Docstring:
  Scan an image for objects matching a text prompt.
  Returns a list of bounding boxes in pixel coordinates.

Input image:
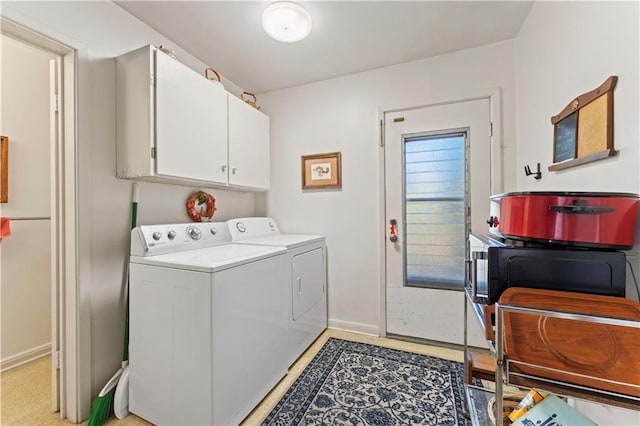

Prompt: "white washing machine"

[226,217,327,366]
[128,222,289,426]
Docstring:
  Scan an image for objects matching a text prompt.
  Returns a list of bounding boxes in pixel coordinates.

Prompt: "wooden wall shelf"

[548,148,617,171]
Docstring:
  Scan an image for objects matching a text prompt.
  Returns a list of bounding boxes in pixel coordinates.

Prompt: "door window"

[404,132,468,289]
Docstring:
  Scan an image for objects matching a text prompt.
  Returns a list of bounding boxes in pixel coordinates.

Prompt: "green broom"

[87,183,139,426]
[86,370,120,426]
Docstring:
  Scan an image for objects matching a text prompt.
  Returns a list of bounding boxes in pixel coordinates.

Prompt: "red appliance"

[487,191,639,250]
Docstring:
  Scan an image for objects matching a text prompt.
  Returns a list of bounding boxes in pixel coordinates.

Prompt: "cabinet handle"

[297,277,302,295]
[221,164,227,172]
[232,167,237,175]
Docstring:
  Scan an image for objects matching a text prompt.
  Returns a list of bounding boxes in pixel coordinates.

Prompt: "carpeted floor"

[2,329,464,425]
[262,338,472,425]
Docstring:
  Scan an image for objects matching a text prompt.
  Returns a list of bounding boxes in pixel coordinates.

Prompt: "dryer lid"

[237,234,325,249]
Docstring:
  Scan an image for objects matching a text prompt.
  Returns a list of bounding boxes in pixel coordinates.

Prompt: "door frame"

[1,17,85,422]
[377,88,503,336]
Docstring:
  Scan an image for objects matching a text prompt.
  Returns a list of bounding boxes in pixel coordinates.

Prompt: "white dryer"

[226,217,327,366]
[128,222,288,426]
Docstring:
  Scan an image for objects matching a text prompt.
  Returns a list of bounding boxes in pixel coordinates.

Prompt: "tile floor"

[1,329,462,425]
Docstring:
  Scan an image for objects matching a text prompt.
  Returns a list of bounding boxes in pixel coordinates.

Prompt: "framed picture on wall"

[301,152,342,189]
[549,76,617,171]
[1,136,7,203]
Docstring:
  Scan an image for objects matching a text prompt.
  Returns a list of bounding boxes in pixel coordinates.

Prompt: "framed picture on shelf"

[301,152,342,189]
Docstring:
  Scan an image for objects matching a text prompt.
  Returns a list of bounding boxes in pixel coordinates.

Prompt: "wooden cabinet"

[116,45,270,191]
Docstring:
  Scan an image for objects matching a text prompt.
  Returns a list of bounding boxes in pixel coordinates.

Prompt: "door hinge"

[51,94,59,112]
[379,119,384,147]
[53,350,61,369]
[151,147,156,159]
[150,73,156,87]
[490,122,493,137]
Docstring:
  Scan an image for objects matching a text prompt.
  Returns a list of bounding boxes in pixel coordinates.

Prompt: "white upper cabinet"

[227,94,270,190]
[116,45,270,191]
[154,50,228,184]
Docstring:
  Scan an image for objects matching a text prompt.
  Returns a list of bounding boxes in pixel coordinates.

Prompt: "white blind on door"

[404,133,467,288]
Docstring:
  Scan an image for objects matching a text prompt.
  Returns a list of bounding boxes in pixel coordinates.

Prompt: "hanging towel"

[0,217,11,240]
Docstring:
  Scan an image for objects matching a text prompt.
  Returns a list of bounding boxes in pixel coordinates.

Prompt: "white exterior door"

[384,99,490,346]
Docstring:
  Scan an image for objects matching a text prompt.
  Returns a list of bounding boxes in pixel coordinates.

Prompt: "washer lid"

[235,234,325,249]
[130,243,286,273]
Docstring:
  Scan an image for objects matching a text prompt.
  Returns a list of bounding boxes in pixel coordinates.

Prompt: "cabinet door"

[227,94,270,190]
[155,50,228,184]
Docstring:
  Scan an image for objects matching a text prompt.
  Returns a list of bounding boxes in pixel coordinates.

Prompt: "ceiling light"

[262,2,312,43]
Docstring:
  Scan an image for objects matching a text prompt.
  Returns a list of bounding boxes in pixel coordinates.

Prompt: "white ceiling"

[116,1,534,94]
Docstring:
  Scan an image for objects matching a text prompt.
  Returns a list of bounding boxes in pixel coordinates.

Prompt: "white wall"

[0,34,55,369]
[0,35,53,217]
[258,40,517,334]
[516,1,639,193]
[515,2,639,424]
[2,1,257,417]
[0,36,52,369]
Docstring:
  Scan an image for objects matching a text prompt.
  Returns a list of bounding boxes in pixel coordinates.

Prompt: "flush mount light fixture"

[262,1,312,42]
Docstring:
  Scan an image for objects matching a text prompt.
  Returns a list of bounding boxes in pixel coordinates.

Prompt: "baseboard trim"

[328,319,380,336]
[1,343,51,372]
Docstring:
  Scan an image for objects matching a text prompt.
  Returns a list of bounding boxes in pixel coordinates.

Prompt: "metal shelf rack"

[464,290,640,425]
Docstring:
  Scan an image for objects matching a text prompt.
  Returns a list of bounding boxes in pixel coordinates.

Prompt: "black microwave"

[466,234,626,305]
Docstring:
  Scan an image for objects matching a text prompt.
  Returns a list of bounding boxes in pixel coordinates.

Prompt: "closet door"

[154,50,228,184]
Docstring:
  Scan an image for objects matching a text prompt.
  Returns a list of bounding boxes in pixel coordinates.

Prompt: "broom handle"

[123,183,139,362]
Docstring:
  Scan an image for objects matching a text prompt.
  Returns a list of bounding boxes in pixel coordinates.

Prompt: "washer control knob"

[210,227,217,235]
[236,222,246,233]
[268,221,275,229]
[187,226,202,240]
[167,230,177,240]
[152,232,162,241]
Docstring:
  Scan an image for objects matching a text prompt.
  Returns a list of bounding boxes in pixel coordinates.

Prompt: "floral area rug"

[263,338,476,425]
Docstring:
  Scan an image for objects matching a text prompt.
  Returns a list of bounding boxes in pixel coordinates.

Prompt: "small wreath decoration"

[186,191,217,222]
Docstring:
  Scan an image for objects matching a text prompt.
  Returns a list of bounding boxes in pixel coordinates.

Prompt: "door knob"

[389,219,398,242]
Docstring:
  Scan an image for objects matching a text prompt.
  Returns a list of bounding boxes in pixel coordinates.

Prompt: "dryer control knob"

[167,230,177,240]
[236,222,246,233]
[187,226,202,240]
[152,232,162,241]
